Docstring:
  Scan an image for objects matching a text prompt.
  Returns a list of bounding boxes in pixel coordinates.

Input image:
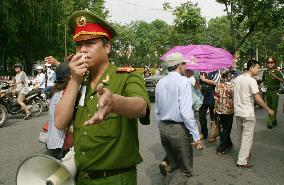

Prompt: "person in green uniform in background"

[262,57,284,129]
[54,10,150,185]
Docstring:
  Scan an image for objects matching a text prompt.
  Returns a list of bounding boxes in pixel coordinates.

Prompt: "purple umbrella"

[160,45,233,72]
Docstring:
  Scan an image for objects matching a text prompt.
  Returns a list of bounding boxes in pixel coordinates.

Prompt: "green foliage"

[173,2,206,33]
[0,0,108,75]
[216,0,284,54]
[206,16,233,51]
[1,0,284,76]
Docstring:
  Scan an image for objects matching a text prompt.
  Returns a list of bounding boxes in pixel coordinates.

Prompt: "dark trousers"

[159,122,193,185]
[266,90,279,126]
[198,103,215,138]
[217,114,234,151]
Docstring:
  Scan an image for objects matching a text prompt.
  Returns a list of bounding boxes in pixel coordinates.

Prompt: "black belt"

[82,166,136,179]
[161,120,183,124]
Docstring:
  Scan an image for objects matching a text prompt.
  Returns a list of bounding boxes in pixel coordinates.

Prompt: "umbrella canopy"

[160,45,233,72]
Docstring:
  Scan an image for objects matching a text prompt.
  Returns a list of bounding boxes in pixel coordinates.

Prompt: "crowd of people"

[3,9,283,185]
[155,54,283,184]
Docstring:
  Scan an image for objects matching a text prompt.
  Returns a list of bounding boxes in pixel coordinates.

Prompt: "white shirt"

[33,73,46,88]
[47,91,65,149]
[233,74,259,117]
[15,71,29,94]
[46,68,56,87]
[155,71,200,141]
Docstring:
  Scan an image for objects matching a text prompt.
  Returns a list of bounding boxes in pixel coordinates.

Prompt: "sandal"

[24,112,32,120]
[159,163,167,176]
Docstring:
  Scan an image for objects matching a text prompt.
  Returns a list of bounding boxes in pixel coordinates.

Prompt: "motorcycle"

[0,81,44,126]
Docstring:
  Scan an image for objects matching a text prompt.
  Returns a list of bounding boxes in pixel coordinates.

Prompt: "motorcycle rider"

[10,63,32,120]
[33,65,46,90]
[44,63,56,97]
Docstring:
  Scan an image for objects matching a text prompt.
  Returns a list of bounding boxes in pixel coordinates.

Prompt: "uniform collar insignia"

[116,67,135,73]
[102,75,110,84]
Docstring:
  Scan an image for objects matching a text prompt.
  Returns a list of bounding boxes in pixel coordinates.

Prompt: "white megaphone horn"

[16,148,76,185]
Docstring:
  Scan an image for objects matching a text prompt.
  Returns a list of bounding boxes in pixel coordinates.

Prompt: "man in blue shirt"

[155,52,203,185]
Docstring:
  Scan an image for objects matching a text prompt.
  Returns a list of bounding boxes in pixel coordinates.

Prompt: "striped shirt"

[47,91,65,149]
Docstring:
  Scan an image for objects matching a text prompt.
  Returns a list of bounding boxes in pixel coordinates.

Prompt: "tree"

[216,0,284,54]
[206,16,232,51]
[163,2,206,45]
[0,0,109,75]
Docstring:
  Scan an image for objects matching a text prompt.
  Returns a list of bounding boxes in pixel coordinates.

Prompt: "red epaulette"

[116,67,136,73]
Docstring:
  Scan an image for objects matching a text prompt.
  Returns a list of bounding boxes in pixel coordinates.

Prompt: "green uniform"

[262,69,283,127]
[73,63,150,185]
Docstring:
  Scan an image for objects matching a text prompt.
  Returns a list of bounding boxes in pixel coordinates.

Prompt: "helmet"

[55,61,71,82]
[36,66,44,70]
[45,63,51,67]
[14,63,23,70]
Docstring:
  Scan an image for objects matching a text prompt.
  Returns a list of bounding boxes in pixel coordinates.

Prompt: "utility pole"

[256,43,259,61]
[64,24,67,58]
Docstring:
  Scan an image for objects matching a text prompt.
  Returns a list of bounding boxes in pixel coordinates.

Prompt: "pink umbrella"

[160,45,233,72]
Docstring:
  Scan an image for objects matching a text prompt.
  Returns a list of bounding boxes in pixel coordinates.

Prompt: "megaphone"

[261,85,267,93]
[16,149,76,185]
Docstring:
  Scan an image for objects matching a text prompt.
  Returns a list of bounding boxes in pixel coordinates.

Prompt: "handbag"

[209,117,220,139]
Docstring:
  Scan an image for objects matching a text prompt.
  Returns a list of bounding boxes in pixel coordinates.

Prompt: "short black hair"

[247,60,260,70]
[167,64,179,72]
[101,37,109,47]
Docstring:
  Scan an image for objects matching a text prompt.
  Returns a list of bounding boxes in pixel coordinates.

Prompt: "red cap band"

[73,23,112,41]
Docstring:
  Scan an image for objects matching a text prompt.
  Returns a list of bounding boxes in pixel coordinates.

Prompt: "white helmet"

[36,66,44,70]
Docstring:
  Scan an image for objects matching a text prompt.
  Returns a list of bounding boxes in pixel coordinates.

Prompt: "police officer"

[54,10,150,185]
[262,57,284,129]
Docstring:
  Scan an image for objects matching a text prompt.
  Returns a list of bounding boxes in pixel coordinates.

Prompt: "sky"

[105,0,226,24]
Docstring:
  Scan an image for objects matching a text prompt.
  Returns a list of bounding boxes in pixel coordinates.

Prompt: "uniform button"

[82,152,85,155]
[90,96,93,99]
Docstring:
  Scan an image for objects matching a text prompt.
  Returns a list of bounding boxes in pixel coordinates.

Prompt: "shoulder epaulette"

[116,67,136,73]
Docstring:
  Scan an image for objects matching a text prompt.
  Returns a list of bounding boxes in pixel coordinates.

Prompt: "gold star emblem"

[76,16,87,27]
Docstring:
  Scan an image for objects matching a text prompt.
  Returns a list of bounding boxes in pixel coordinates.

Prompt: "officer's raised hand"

[84,83,113,125]
[69,54,89,83]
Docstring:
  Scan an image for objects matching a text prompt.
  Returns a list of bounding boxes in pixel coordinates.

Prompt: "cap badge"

[76,16,87,27]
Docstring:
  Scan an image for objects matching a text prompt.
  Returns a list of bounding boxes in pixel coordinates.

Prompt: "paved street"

[0,95,283,185]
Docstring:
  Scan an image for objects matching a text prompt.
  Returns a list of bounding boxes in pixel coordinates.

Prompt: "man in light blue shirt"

[155,52,203,184]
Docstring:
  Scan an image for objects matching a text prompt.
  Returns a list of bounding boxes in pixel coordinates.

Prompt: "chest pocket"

[88,113,121,139]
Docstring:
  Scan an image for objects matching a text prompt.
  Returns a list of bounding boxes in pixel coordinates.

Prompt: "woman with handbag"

[46,61,71,159]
